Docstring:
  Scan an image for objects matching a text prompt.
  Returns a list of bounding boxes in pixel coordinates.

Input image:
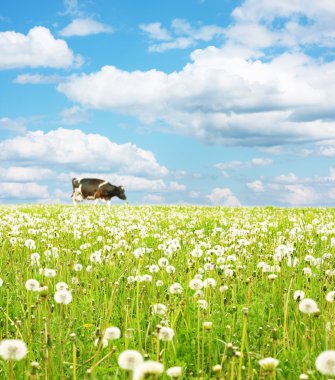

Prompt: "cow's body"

[71,178,126,205]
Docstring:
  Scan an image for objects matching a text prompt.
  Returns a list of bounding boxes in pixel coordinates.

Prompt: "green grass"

[0,205,334,379]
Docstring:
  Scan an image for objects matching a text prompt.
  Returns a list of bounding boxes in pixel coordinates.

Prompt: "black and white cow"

[71,178,127,205]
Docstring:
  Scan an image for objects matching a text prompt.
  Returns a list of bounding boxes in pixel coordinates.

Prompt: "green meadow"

[0,205,334,379]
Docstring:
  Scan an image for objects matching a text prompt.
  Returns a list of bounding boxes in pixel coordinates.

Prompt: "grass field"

[0,205,334,379]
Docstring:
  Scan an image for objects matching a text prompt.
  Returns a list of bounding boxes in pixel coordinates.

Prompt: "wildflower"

[152,303,167,316]
[299,298,319,314]
[220,285,229,293]
[299,374,309,380]
[166,366,182,378]
[86,265,93,272]
[203,278,217,288]
[25,279,40,291]
[44,268,56,278]
[0,339,27,361]
[268,274,278,280]
[203,321,213,331]
[127,276,135,284]
[0,278,2,287]
[315,350,335,376]
[166,265,175,274]
[30,253,40,266]
[118,350,143,370]
[54,290,72,305]
[326,291,335,303]
[25,239,36,250]
[158,257,169,267]
[74,263,83,272]
[197,299,208,309]
[133,360,164,380]
[104,327,121,340]
[189,278,203,290]
[158,327,174,341]
[259,357,279,371]
[56,282,69,291]
[293,290,305,301]
[142,274,153,282]
[149,265,160,273]
[156,280,164,287]
[169,283,183,294]
[190,247,203,258]
[94,338,108,348]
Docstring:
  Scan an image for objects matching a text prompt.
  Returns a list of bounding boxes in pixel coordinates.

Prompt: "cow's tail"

[71,177,81,198]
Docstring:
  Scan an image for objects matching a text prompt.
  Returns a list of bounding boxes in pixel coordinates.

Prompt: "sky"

[1,0,335,206]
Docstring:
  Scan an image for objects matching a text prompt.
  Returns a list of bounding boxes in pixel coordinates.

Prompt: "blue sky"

[1,0,335,206]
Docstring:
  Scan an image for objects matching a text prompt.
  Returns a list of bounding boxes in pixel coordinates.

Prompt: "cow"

[71,178,127,206]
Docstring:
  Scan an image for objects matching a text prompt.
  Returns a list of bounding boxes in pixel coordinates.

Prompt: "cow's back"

[80,178,105,197]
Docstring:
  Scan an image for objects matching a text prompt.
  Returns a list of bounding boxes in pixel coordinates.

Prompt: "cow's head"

[116,185,127,200]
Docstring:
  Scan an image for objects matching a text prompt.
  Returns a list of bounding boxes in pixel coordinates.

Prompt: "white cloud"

[169,181,186,191]
[250,158,273,167]
[283,185,318,205]
[0,117,26,133]
[275,172,300,183]
[215,158,272,171]
[0,167,53,182]
[59,18,113,37]
[59,106,88,125]
[247,180,264,193]
[14,74,64,84]
[140,18,225,52]
[139,22,171,41]
[57,47,335,146]
[0,182,50,199]
[143,194,165,204]
[0,26,82,69]
[0,128,168,177]
[206,187,241,206]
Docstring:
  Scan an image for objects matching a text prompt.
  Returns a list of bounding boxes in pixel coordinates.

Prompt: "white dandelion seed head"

[326,291,335,303]
[169,282,183,294]
[133,360,164,380]
[152,303,167,316]
[166,366,182,378]
[197,299,208,310]
[203,278,217,288]
[0,339,28,361]
[104,327,121,340]
[166,265,175,274]
[156,280,164,287]
[94,338,108,348]
[54,290,72,305]
[299,298,318,314]
[258,357,279,371]
[44,268,56,278]
[56,282,69,291]
[189,278,203,290]
[74,263,83,272]
[25,239,36,250]
[293,290,305,301]
[158,327,174,341]
[316,350,335,376]
[118,349,143,370]
[158,257,169,267]
[25,279,40,291]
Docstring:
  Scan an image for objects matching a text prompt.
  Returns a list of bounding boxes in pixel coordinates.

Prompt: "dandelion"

[44,268,56,278]
[315,350,335,376]
[149,265,160,273]
[158,257,169,267]
[203,278,217,288]
[166,265,175,274]
[94,338,108,348]
[0,339,27,361]
[326,291,335,303]
[0,278,3,287]
[25,239,36,250]
[166,366,182,378]
[189,278,203,290]
[156,280,164,287]
[118,350,143,371]
[54,290,72,305]
[158,327,174,341]
[293,290,305,301]
[259,357,279,371]
[169,282,183,294]
[74,263,83,272]
[197,299,208,309]
[56,282,69,291]
[25,279,40,291]
[104,327,121,340]
[299,298,319,314]
[133,360,164,380]
[152,303,167,315]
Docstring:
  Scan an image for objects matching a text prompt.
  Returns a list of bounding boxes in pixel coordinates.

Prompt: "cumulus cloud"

[215,158,272,172]
[0,117,26,133]
[14,74,64,84]
[57,46,335,146]
[0,182,50,199]
[59,18,113,37]
[0,128,168,177]
[0,167,53,182]
[247,180,264,193]
[282,185,319,206]
[140,18,225,52]
[0,26,82,69]
[59,106,88,125]
[143,194,165,204]
[206,187,241,206]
